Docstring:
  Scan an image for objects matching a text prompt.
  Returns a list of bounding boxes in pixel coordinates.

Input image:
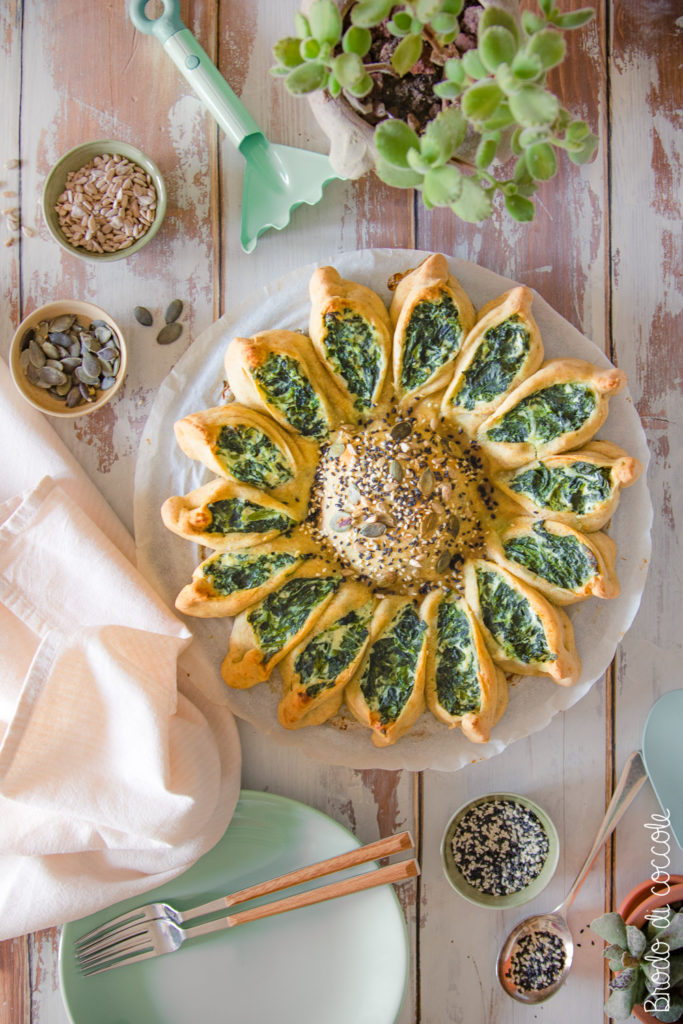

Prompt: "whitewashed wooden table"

[0,2,681,1021]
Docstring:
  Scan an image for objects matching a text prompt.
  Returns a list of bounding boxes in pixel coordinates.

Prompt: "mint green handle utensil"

[128,0,344,253]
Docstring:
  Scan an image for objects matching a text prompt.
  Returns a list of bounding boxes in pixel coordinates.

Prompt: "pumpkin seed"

[45,358,64,370]
[94,324,112,344]
[29,339,46,368]
[82,350,101,378]
[39,365,67,386]
[390,421,412,441]
[41,341,60,359]
[53,379,72,397]
[100,376,116,390]
[436,550,452,573]
[164,298,183,324]
[330,512,352,533]
[49,314,75,332]
[328,441,345,458]
[134,305,153,326]
[347,483,361,505]
[446,515,460,538]
[421,511,439,539]
[389,459,403,482]
[66,386,81,407]
[157,322,183,345]
[419,468,435,497]
[360,522,387,538]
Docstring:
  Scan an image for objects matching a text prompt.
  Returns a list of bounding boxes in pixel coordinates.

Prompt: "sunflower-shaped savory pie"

[162,256,642,748]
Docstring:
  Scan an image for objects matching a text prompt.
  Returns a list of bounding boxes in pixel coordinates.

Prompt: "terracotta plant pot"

[617,876,683,1024]
[302,0,520,180]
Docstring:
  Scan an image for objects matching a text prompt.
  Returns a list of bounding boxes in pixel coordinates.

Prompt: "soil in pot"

[347,0,483,131]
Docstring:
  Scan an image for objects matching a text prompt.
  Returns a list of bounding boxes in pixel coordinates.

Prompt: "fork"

[76,831,417,975]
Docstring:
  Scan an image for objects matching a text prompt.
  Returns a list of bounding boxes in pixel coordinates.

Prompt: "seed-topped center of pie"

[315,415,495,594]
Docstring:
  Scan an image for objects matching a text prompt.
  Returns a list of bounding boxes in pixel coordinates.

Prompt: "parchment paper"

[134,249,652,771]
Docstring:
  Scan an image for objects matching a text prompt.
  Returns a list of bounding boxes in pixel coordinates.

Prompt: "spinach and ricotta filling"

[294,601,374,699]
[360,604,427,725]
[434,600,482,717]
[214,424,293,489]
[485,382,597,446]
[247,576,341,659]
[253,353,328,439]
[476,567,553,664]
[507,461,614,515]
[400,293,463,393]
[322,310,382,410]
[452,316,531,411]
[503,522,598,591]
[201,550,299,596]
[206,498,295,536]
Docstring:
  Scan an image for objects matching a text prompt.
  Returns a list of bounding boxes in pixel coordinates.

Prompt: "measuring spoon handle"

[557,750,648,917]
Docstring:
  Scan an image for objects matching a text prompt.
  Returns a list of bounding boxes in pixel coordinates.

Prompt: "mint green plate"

[642,689,683,849]
[59,790,408,1024]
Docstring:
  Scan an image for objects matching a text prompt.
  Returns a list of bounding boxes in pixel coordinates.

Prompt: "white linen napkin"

[0,357,241,940]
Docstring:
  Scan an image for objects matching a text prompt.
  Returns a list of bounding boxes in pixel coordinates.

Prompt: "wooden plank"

[609,0,683,905]
[0,936,29,1024]
[415,2,613,1020]
[17,0,218,535]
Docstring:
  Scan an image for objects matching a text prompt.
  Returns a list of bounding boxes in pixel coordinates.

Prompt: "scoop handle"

[127,0,261,148]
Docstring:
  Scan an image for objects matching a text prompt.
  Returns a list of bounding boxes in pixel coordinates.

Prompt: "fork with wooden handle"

[76,831,417,975]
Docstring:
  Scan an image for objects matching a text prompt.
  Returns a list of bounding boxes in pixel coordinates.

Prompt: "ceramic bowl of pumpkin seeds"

[9,300,127,417]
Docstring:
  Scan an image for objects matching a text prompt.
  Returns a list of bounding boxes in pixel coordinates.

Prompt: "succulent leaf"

[554,8,595,29]
[308,0,343,44]
[392,33,424,75]
[285,61,328,94]
[505,191,535,221]
[342,25,372,56]
[272,37,305,68]
[374,119,421,167]
[350,0,394,28]
[508,85,560,127]
[528,28,567,69]
[373,153,424,188]
[525,141,557,179]
[422,164,464,205]
[462,49,488,80]
[462,80,506,124]
[591,912,629,950]
[332,51,365,88]
[521,10,545,34]
[479,26,518,71]
[449,176,493,221]
[479,6,520,45]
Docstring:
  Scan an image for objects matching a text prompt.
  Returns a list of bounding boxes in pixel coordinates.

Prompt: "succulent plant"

[271,0,598,223]
[591,907,683,1022]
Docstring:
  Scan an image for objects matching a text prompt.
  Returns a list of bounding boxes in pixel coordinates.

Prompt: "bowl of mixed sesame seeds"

[42,140,166,262]
[441,792,559,909]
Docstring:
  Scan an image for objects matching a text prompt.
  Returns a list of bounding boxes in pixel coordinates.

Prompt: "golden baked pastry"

[161,255,641,749]
[421,589,507,743]
[441,286,544,434]
[221,559,342,689]
[477,358,626,467]
[487,517,619,605]
[161,477,300,552]
[175,529,320,618]
[278,581,375,729]
[493,440,642,532]
[173,402,318,506]
[308,266,393,416]
[390,253,475,406]
[345,597,428,747]
[224,329,351,437]
[464,558,581,686]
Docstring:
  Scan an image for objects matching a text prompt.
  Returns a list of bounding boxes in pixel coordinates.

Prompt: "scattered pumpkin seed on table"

[164,299,183,323]
[157,322,183,345]
[134,305,153,326]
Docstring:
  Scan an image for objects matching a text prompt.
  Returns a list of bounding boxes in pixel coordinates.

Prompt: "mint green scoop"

[128,0,344,253]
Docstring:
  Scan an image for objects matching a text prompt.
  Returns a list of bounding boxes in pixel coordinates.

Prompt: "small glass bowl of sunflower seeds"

[9,300,127,418]
[441,792,560,909]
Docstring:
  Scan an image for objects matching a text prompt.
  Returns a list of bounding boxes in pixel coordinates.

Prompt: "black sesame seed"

[451,799,549,896]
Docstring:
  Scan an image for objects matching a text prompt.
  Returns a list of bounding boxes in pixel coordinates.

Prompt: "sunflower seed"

[389,459,403,482]
[390,421,412,442]
[441,483,452,502]
[164,299,183,323]
[157,322,183,345]
[419,469,435,497]
[360,522,387,538]
[134,305,153,326]
[436,550,452,573]
[328,441,345,458]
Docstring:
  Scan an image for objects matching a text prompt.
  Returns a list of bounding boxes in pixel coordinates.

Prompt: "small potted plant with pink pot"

[270,0,598,225]
[591,875,683,1022]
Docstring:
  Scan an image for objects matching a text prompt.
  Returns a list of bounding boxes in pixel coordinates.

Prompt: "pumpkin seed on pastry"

[345,597,428,747]
[175,529,320,618]
[172,402,318,506]
[308,266,392,417]
[493,440,642,532]
[221,559,342,689]
[421,589,507,744]
[224,329,351,439]
[441,286,544,435]
[464,558,581,686]
[389,253,475,406]
[487,517,619,605]
[161,477,299,552]
[278,582,375,729]
[478,358,626,467]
